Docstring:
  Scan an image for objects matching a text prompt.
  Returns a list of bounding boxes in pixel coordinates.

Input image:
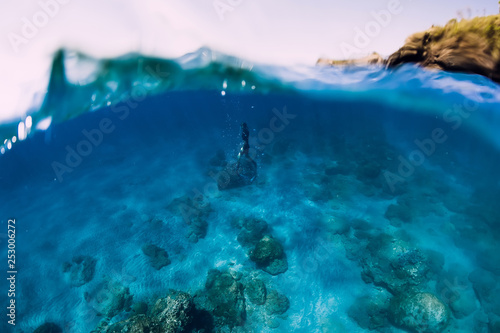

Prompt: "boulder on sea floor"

[389,292,449,333]
[385,203,412,224]
[435,265,477,319]
[101,314,152,333]
[203,269,246,327]
[249,235,288,275]
[265,289,290,315]
[209,149,227,167]
[167,194,212,219]
[324,163,352,177]
[245,278,267,305]
[348,290,391,331]
[356,160,382,180]
[234,217,269,247]
[131,301,148,315]
[489,314,500,332]
[150,291,195,332]
[62,255,97,287]
[476,247,500,276]
[92,290,213,333]
[141,243,171,270]
[468,268,497,303]
[361,234,430,294]
[166,194,211,243]
[323,214,350,236]
[217,159,257,190]
[186,216,208,243]
[33,322,63,333]
[86,280,133,318]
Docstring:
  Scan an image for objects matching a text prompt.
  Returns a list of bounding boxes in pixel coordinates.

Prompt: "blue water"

[1,49,500,332]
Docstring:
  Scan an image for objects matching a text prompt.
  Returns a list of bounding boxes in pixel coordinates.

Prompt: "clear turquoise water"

[1,49,500,332]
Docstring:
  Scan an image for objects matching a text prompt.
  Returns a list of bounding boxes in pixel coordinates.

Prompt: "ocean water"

[1,49,500,332]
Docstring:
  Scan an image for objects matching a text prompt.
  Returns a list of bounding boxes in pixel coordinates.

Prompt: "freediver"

[236,122,257,180]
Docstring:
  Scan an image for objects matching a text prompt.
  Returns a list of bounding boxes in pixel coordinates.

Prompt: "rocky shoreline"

[318,15,500,83]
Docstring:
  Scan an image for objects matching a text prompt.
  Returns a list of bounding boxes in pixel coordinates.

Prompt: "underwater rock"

[151,291,195,332]
[234,217,269,247]
[62,255,97,287]
[265,289,290,315]
[467,187,500,228]
[141,244,171,270]
[389,292,449,333]
[167,194,211,243]
[392,249,429,281]
[489,314,500,333]
[265,317,281,329]
[423,249,445,276]
[92,291,213,333]
[217,159,257,190]
[167,194,212,219]
[204,269,246,327]
[449,214,495,254]
[348,290,391,331]
[356,160,382,180]
[448,288,477,319]
[33,322,63,333]
[209,149,227,167]
[361,234,429,294]
[389,178,449,210]
[131,301,148,315]
[324,214,350,236]
[245,278,267,305]
[476,247,500,276]
[324,163,351,176]
[473,310,489,333]
[435,266,477,319]
[482,288,500,316]
[442,191,468,214]
[385,203,412,224]
[186,216,208,243]
[349,218,373,237]
[88,280,133,318]
[249,235,288,275]
[468,268,497,303]
[102,314,152,333]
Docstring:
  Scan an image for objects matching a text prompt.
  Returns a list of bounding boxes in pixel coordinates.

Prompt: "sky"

[0,0,497,122]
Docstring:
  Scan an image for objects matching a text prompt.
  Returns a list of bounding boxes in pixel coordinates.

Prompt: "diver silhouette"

[236,122,257,181]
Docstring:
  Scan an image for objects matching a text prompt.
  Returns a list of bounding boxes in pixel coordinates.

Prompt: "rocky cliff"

[319,15,500,82]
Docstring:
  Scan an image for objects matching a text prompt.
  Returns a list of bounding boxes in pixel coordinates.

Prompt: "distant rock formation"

[318,15,500,83]
[62,255,96,287]
[317,52,384,66]
[141,243,171,270]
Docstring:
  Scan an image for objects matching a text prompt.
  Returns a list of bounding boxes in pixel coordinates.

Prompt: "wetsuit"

[237,123,257,173]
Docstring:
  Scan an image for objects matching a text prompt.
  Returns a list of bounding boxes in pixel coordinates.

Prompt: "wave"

[1,47,500,154]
